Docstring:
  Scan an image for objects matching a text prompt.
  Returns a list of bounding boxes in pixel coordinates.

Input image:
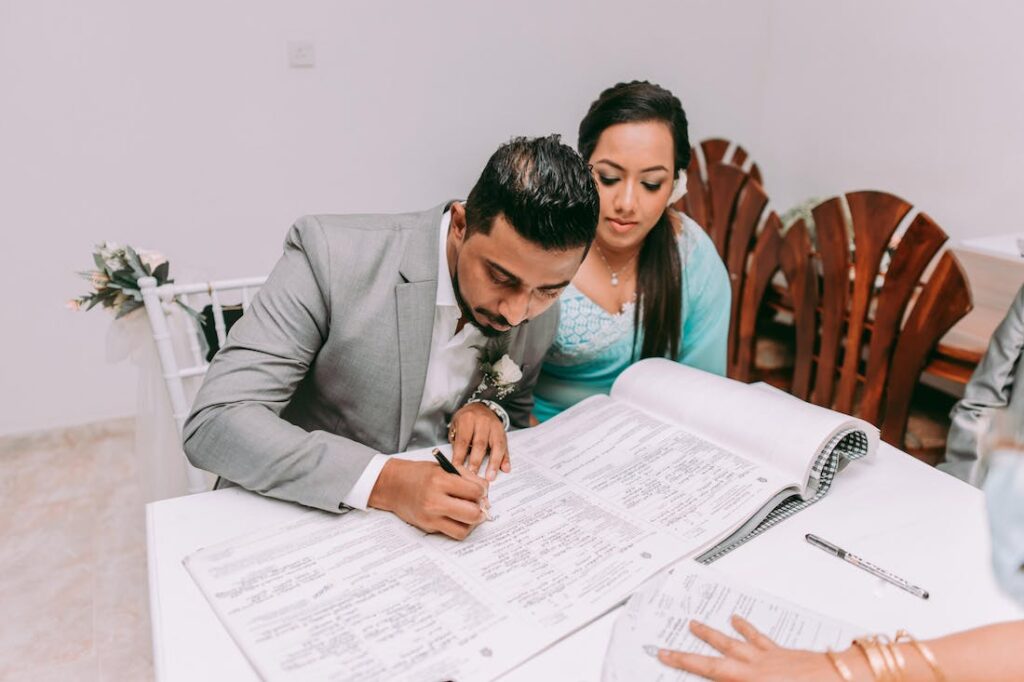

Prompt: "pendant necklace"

[594,244,638,287]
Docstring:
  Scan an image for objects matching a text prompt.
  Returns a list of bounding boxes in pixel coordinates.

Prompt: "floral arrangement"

[68,242,178,318]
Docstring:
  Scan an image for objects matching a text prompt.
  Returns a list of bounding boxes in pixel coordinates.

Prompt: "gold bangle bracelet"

[894,630,946,682]
[874,635,904,681]
[826,650,855,682]
[854,638,890,681]
[884,639,907,676]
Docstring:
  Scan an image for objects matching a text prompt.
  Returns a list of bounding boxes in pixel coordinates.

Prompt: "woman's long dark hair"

[577,81,691,360]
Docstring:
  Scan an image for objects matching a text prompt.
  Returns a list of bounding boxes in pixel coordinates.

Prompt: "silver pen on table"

[805,533,929,600]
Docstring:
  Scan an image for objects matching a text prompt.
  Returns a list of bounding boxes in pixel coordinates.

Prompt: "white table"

[147,444,1024,681]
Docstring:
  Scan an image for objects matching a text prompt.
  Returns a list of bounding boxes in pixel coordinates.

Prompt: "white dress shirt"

[341,208,485,510]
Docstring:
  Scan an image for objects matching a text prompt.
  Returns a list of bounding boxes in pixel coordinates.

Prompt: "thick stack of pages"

[184,359,878,681]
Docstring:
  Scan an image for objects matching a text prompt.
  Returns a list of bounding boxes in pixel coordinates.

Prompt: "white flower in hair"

[667,169,687,207]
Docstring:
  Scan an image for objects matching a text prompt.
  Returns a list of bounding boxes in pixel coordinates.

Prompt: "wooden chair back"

[692,164,776,377]
[700,138,764,186]
[734,191,973,448]
[677,138,764,236]
[733,216,815,389]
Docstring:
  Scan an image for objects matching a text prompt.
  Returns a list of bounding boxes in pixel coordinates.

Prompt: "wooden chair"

[686,162,777,378]
[677,137,764,234]
[733,191,973,449]
[700,138,764,186]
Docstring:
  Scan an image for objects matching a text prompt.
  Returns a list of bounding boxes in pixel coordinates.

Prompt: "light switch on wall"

[287,41,315,68]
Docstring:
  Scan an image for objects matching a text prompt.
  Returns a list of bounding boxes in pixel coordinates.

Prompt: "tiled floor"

[0,418,154,682]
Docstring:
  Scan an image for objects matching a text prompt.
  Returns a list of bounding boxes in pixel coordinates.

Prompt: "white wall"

[2,0,1022,435]
[754,0,1024,232]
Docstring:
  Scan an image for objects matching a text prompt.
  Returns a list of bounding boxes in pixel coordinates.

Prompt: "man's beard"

[451,266,516,339]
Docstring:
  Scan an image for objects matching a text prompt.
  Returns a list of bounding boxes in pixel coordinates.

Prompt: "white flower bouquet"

[68,242,193,319]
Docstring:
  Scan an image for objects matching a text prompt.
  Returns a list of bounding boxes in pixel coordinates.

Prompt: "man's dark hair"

[464,135,599,251]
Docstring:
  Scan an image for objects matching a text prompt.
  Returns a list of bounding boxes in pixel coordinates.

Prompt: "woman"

[533,81,730,421]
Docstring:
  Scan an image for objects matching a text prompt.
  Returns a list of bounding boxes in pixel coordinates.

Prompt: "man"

[939,283,1024,484]
[183,135,599,540]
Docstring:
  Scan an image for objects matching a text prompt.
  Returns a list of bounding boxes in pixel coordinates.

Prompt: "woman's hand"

[448,402,511,481]
[656,616,839,681]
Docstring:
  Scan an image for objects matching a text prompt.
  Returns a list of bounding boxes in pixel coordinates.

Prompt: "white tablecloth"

[147,443,1024,681]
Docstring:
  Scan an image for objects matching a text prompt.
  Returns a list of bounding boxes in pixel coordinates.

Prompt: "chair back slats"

[733,215,784,381]
[879,251,972,443]
[177,292,207,368]
[859,213,948,424]
[727,145,763,186]
[724,177,769,369]
[140,275,267,494]
[731,145,749,167]
[701,138,764,185]
[748,163,763,186]
[834,192,913,413]
[809,198,851,407]
[727,185,973,450]
[707,163,749,259]
[701,138,732,170]
[678,154,708,227]
[778,220,818,400]
[679,138,764,235]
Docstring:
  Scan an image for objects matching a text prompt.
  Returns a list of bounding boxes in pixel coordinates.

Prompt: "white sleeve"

[340,453,390,511]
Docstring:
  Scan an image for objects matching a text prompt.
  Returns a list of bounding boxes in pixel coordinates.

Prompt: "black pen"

[432,448,492,521]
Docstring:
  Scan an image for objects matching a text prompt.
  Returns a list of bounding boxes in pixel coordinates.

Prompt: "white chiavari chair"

[139,275,266,493]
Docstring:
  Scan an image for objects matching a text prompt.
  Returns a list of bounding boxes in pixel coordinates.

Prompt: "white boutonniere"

[471,335,522,400]
[486,353,523,398]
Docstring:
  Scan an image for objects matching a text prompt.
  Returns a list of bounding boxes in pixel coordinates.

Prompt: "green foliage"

[68,242,194,318]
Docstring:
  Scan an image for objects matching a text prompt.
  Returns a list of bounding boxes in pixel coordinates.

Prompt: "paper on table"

[183,510,524,681]
[422,455,680,630]
[612,359,878,489]
[184,454,684,682]
[512,395,795,553]
[602,563,864,682]
[183,379,856,681]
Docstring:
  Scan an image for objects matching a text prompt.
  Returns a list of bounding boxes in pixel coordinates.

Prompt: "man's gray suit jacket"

[939,283,1024,483]
[183,202,559,512]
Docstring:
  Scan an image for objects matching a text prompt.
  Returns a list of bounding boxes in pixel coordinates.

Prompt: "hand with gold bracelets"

[654,615,1024,681]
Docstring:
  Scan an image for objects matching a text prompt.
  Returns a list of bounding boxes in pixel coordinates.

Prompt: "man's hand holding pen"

[367,455,492,541]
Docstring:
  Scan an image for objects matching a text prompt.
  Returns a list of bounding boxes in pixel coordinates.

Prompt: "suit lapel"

[395,281,435,451]
[393,200,454,451]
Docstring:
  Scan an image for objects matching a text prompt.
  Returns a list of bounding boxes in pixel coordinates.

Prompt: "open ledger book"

[184,359,877,681]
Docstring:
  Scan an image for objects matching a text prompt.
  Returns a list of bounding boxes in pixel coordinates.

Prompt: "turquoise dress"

[533,214,731,422]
